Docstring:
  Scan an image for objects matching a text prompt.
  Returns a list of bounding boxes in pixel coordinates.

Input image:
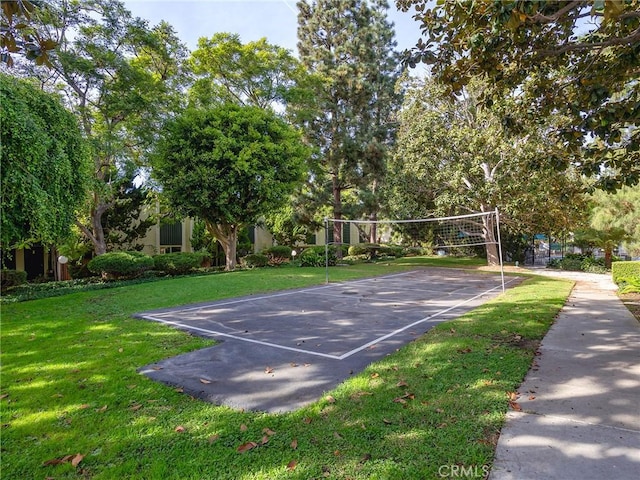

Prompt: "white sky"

[122,0,425,55]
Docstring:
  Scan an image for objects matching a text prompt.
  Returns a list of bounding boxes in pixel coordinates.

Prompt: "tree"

[23,0,189,255]
[189,32,312,113]
[397,0,640,190]
[297,0,403,249]
[579,185,640,267]
[387,77,587,264]
[152,104,308,271]
[0,73,90,248]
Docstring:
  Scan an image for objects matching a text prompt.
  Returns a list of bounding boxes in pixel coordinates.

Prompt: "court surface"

[135,268,520,412]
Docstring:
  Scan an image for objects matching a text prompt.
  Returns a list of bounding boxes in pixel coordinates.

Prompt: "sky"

[122,0,425,56]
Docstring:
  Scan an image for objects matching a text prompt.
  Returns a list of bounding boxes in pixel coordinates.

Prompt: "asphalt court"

[135,268,520,412]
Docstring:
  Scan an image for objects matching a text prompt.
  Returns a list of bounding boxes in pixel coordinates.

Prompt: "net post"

[495,208,505,292]
[324,217,329,284]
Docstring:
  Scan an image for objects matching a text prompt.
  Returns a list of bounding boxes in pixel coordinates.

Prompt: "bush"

[557,258,583,271]
[153,252,207,275]
[262,245,292,266]
[88,251,154,279]
[299,245,338,267]
[612,261,640,285]
[1,269,27,290]
[242,254,269,268]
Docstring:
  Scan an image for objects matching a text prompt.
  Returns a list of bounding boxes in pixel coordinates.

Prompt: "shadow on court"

[135,268,520,412]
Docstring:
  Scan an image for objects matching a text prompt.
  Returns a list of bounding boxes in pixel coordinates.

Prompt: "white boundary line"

[146,271,418,317]
[138,276,519,360]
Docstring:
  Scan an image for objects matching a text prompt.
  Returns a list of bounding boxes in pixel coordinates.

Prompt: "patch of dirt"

[619,292,640,322]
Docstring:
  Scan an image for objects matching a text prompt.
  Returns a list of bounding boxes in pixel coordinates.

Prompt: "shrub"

[87,251,154,279]
[612,261,640,285]
[242,254,269,268]
[1,269,27,290]
[299,245,338,267]
[153,252,207,275]
[262,245,292,266]
[558,258,583,271]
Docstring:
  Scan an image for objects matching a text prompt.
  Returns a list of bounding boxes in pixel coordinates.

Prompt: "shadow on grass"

[0,273,572,479]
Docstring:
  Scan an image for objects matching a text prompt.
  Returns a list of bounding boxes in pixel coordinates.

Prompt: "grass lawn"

[1,259,572,479]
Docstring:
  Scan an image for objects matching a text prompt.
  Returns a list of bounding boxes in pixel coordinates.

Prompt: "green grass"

[0,260,572,479]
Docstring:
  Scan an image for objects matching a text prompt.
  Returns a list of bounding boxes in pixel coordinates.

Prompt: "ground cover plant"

[0,259,572,479]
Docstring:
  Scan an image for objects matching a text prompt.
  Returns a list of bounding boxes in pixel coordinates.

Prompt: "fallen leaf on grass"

[261,435,270,445]
[325,395,336,404]
[360,453,372,463]
[291,438,298,449]
[370,372,380,379]
[393,393,415,403]
[237,441,258,453]
[287,460,298,470]
[507,391,519,401]
[174,387,184,393]
[303,417,312,424]
[208,434,219,444]
[175,426,185,433]
[43,453,84,468]
[129,404,143,411]
[263,428,276,436]
[383,418,393,424]
[396,381,409,388]
[96,405,107,413]
[0,394,8,400]
[240,424,248,431]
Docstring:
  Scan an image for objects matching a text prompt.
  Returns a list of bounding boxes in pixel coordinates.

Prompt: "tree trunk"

[332,174,343,259]
[369,211,377,244]
[482,212,500,266]
[76,198,109,256]
[604,246,613,270]
[208,223,239,271]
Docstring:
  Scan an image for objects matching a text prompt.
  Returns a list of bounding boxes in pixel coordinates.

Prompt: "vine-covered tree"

[297,0,403,247]
[152,104,309,271]
[22,0,189,255]
[397,0,639,190]
[0,73,90,248]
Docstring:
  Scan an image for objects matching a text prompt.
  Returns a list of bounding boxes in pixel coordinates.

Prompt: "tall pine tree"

[296,0,403,246]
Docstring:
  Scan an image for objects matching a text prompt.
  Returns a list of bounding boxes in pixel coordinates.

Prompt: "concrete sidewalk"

[490,270,640,479]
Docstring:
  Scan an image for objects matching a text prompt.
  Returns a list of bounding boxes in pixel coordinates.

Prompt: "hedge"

[153,252,207,275]
[242,254,269,268]
[612,261,640,285]
[88,251,154,279]
[1,269,27,290]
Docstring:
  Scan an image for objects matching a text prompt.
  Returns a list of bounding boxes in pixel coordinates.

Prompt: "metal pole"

[495,208,505,292]
[324,217,329,284]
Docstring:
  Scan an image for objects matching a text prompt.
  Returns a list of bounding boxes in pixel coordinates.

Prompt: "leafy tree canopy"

[397,0,640,190]
[0,0,57,67]
[0,73,90,247]
[189,32,312,112]
[152,103,309,270]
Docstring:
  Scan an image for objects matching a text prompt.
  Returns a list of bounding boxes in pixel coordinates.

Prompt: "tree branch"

[536,27,640,57]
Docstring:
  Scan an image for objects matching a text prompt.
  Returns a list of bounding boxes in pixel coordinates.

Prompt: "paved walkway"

[490,269,640,479]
